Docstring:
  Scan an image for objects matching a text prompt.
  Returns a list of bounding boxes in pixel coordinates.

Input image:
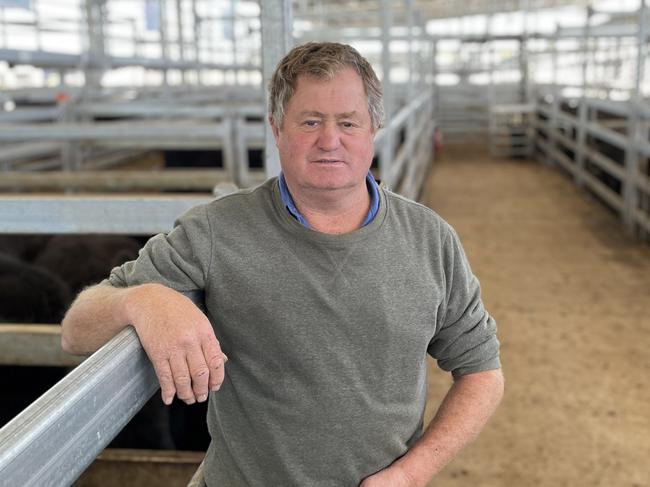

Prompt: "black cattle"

[0,252,72,324]
[31,235,178,449]
[1,235,209,451]
[0,235,51,263]
[0,252,72,427]
[34,235,142,294]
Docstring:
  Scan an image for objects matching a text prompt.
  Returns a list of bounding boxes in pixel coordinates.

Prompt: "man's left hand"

[359,465,416,487]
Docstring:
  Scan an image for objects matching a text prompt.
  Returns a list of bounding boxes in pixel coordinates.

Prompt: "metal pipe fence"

[0,95,434,233]
[533,89,650,237]
[0,327,158,486]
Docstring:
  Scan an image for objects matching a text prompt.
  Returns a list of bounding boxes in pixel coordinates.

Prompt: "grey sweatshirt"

[108,177,500,486]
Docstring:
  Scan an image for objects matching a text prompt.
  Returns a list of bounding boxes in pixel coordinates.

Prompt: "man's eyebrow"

[298,110,326,118]
[296,111,362,119]
[335,111,361,119]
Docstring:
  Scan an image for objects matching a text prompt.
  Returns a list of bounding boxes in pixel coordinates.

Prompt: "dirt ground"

[420,145,650,487]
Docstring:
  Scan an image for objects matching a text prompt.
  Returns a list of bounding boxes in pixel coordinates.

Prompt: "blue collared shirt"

[278,171,380,228]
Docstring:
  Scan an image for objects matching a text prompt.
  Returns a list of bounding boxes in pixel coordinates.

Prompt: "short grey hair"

[268,42,384,131]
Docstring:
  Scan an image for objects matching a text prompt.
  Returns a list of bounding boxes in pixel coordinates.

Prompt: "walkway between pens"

[420,145,650,487]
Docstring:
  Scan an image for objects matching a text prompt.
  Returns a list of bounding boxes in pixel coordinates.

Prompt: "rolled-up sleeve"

[107,204,212,293]
[428,226,501,379]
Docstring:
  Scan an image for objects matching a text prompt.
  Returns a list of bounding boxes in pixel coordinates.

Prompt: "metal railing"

[533,91,650,237]
[0,95,266,181]
[0,327,158,486]
[0,86,435,234]
[0,325,83,367]
[375,89,436,199]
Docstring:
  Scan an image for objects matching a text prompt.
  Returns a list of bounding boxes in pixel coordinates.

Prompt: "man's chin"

[285,171,368,196]
[304,179,358,192]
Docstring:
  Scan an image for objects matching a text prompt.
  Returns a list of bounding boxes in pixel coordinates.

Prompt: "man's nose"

[317,123,341,151]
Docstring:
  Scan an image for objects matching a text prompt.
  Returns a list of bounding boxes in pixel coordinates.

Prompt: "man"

[62,42,503,486]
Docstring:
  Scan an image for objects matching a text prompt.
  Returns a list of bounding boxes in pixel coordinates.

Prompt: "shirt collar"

[278,171,380,229]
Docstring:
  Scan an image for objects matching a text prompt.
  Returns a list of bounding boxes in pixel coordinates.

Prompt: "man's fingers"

[186,349,210,402]
[202,339,226,392]
[152,359,176,406]
[169,353,196,405]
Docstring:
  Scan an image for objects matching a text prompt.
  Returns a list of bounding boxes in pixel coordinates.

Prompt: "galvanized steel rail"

[0,326,158,487]
[533,93,650,236]
[0,194,213,234]
[0,324,83,367]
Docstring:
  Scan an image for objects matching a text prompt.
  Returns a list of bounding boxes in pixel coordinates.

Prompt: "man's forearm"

[61,283,134,355]
[61,282,227,405]
[392,369,505,486]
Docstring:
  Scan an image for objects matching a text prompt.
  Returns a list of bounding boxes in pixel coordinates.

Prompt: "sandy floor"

[420,146,650,487]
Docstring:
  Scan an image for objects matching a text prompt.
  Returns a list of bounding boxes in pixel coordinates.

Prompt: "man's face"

[270,68,375,198]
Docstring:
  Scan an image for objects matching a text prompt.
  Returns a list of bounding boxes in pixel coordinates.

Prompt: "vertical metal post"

[260,0,293,178]
[487,14,497,157]
[191,0,200,84]
[159,0,169,86]
[421,28,435,170]
[624,0,648,235]
[175,0,186,84]
[209,2,217,76]
[615,36,622,81]
[222,117,236,183]
[230,0,238,84]
[60,100,83,171]
[233,117,250,187]
[406,0,414,103]
[420,15,428,94]
[380,0,393,185]
[519,0,530,104]
[547,24,560,168]
[84,0,107,92]
[130,18,138,58]
[551,25,559,90]
[574,6,592,188]
[0,7,5,49]
[75,0,107,171]
[33,0,42,51]
[405,0,415,154]
[431,39,437,115]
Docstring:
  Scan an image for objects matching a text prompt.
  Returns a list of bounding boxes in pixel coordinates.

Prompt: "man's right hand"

[123,283,227,405]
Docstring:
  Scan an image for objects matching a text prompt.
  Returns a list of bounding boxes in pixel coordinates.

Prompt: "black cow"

[0,252,72,427]
[34,235,142,294]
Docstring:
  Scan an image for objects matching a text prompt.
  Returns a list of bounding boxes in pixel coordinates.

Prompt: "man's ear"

[269,115,280,143]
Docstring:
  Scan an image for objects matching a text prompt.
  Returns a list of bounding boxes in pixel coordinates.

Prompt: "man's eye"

[303,120,319,127]
[341,122,355,128]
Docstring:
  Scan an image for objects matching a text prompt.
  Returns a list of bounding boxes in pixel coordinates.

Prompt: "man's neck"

[288,184,371,235]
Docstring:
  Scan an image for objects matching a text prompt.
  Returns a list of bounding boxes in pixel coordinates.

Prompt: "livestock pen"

[0,1,649,486]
